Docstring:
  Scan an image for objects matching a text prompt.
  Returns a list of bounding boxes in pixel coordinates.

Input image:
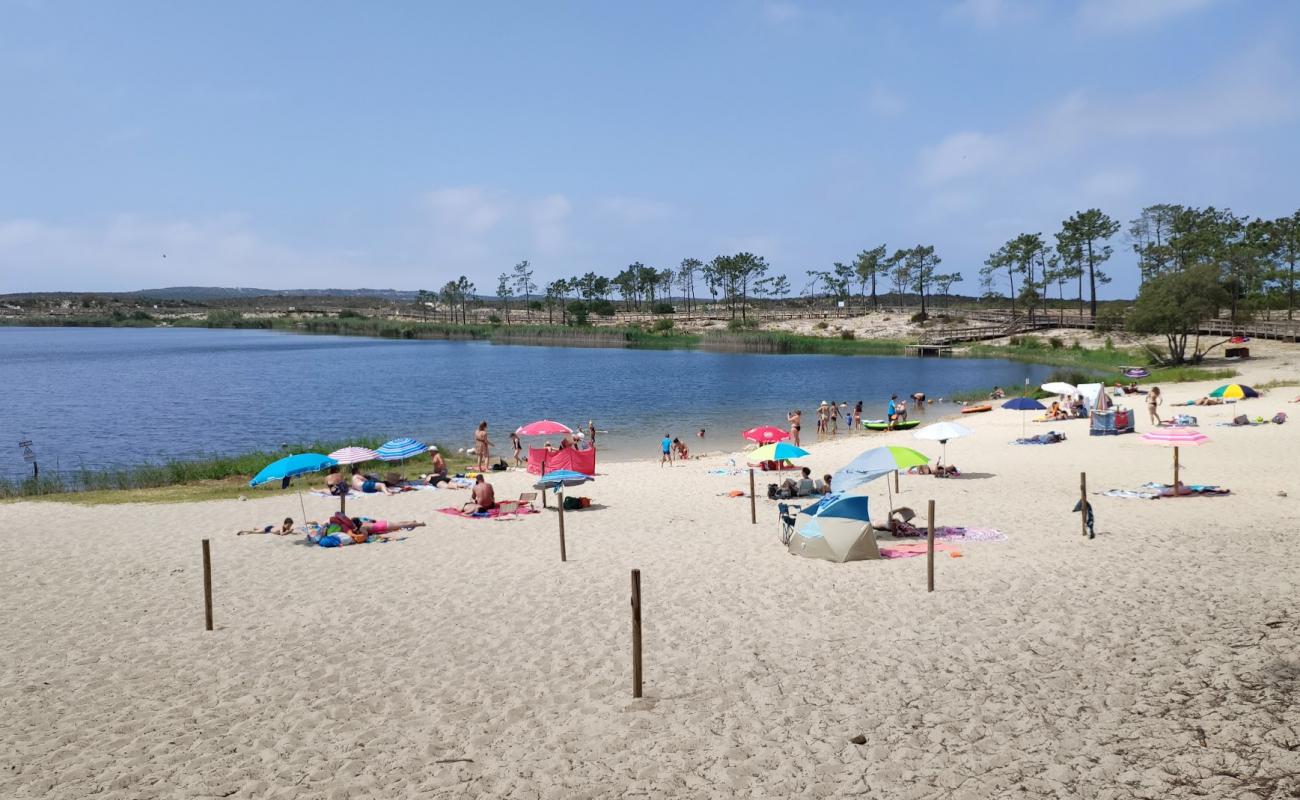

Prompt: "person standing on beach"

[1147,387,1163,426]
[509,432,523,466]
[852,401,863,432]
[829,402,839,436]
[474,421,493,471]
[887,395,899,430]
[587,420,597,449]
[660,434,673,466]
[788,410,802,446]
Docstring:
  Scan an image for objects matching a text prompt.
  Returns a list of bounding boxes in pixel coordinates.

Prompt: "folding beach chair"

[517,492,538,510]
[777,502,801,546]
[496,500,522,516]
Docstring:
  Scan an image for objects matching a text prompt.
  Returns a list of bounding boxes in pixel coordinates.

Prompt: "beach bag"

[767,483,778,500]
[1273,412,1287,424]
[1233,414,1249,426]
[563,495,582,511]
[491,459,508,471]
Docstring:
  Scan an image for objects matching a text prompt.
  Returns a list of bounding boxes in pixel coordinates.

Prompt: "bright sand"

[3,356,1299,799]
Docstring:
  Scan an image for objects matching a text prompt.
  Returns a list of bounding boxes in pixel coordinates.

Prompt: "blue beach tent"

[787,493,880,562]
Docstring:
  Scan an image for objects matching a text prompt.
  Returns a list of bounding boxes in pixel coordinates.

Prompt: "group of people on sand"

[660,434,690,465]
[786,392,930,442]
[237,516,426,543]
[482,420,599,470]
[776,466,833,497]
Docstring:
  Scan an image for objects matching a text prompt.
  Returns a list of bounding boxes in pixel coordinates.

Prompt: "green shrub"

[1094,306,1125,333]
[653,318,674,333]
[591,300,616,317]
[567,301,589,326]
[338,309,363,319]
[839,329,855,340]
[487,314,502,324]
[727,318,759,331]
[814,321,829,330]
[651,302,675,315]
[909,311,928,324]
[1049,336,1064,349]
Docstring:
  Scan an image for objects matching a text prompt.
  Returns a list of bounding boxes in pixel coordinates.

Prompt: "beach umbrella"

[746,442,809,463]
[1208,384,1258,399]
[534,470,594,562]
[1141,428,1209,490]
[833,445,930,513]
[516,420,573,436]
[1003,396,1046,436]
[376,437,428,461]
[912,421,973,466]
[249,452,338,522]
[1041,381,1077,396]
[743,425,790,444]
[328,446,379,464]
[249,453,337,487]
[1123,367,1150,379]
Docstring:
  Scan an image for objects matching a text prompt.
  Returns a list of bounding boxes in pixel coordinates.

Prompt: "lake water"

[0,327,1054,476]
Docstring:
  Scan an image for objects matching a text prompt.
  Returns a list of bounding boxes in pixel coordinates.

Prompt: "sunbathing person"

[423,448,450,486]
[1194,396,1225,406]
[352,517,426,535]
[780,467,817,497]
[351,469,397,495]
[236,517,297,536]
[463,474,497,514]
[873,507,922,536]
[325,466,347,496]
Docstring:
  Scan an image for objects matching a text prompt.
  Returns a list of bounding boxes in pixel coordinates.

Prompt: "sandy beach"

[3,357,1299,799]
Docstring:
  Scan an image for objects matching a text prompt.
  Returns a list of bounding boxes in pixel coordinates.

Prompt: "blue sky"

[2,0,1297,297]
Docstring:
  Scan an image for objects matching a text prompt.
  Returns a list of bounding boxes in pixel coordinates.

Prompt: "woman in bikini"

[474,421,493,471]
[788,409,802,447]
[1147,386,1163,425]
[509,432,523,466]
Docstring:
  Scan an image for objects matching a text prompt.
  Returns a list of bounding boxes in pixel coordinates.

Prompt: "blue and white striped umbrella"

[376,437,428,461]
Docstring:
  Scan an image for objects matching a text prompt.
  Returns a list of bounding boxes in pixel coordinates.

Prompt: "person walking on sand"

[660,434,673,466]
[474,421,493,471]
[509,431,523,467]
[1147,386,1163,426]
[788,409,802,447]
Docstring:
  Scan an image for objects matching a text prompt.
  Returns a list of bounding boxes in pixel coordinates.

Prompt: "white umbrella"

[1041,381,1077,396]
[912,421,973,466]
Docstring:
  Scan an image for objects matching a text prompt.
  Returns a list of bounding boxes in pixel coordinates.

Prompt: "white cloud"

[529,194,572,255]
[1081,167,1143,198]
[419,185,576,267]
[866,82,905,118]
[1077,0,1216,32]
[596,196,673,225]
[945,0,1034,30]
[0,214,361,292]
[761,2,802,24]
[916,44,1295,188]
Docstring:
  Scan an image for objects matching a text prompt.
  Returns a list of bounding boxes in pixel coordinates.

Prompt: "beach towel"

[436,506,538,519]
[879,542,962,559]
[1099,489,1159,500]
[1014,431,1065,445]
[1141,482,1231,496]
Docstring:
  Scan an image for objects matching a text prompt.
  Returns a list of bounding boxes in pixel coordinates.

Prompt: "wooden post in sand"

[558,492,567,562]
[631,569,643,698]
[749,468,757,525]
[201,539,213,631]
[1080,472,1088,538]
[894,469,900,493]
[926,500,935,593]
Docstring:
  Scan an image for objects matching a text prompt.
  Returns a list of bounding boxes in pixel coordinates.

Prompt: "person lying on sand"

[1194,396,1225,406]
[353,518,426,535]
[351,469,397,495]
[236,517,298,536]
[873,507,922,536]
[325,466,347,496]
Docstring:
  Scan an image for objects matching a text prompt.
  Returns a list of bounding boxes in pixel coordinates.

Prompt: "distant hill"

[123,286,421,302]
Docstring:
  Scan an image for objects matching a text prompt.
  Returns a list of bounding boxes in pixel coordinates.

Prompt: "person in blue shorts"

[660,434,673,467]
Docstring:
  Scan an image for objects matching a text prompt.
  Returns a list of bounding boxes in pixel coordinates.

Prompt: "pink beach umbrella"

[1140,427,1209,489]
[328,446,379,465]
[516,420,573,437]
[743,425,791,444]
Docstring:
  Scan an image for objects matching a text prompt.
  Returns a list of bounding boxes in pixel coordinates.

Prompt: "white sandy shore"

[3,356,1300,799]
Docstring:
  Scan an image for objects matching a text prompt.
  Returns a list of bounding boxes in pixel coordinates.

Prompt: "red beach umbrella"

[516,420,573,437]
[743,425,790,444]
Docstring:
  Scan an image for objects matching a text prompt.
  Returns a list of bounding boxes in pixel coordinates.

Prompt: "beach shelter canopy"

[1077,383,1112,413]
[328,446,379,465]
[747,442,809,463]
[1209,384,1258,399]
[743,425,790,444]
[249,453,337,487]
[787,494,880,562]
[376,438,427,461]
[517,420,572,436]
[1041,381,1077,396]
[912,421,973,465]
